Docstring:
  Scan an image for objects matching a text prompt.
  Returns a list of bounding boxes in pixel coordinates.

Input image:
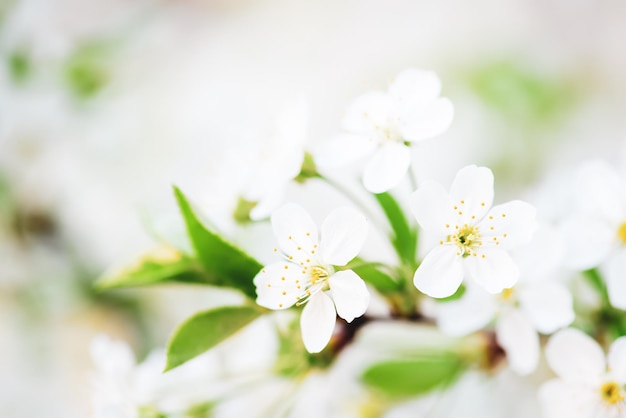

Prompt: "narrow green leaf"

[362,353,465,398]
[96,246,210,290]
[374,192,418,267]
[165,305,262,371]
[174,187,262,299]
[351,263,401,295]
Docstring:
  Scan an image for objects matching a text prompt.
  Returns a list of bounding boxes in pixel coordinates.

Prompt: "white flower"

[561,160,626,309]
[316,69,453,194]
[242,100,309,220]
[253,203,370,353]
[411,165,537,298]
[435,226,574,375]
[540,328,626,418]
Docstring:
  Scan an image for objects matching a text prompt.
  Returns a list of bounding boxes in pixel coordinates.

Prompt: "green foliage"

[8,50,31,83]
[362,352,465,399]
[165,305,263,371]
[294,151,319,183]
[350,262,401,295]
[174,186,262,299]
[95,247,211,290]
[374,192,418,267]
[232,196,258,224]
[65,43,110,98]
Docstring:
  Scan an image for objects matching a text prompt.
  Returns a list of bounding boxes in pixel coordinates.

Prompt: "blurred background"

[2,0,626,416]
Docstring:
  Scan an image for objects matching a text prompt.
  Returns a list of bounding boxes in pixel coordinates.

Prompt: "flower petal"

[328,270,370,323]
[576,159,624,224]
[539,379,597,418]
[271,203,319,264]
[511,224,565,282]
[436,284,496,336]
[608,336,626,383]
[300,291,337,353]
[479,201,537,250]
[398,97,454,142]
[411,180,457,235]
[362,142,411,194]
[449,165,494,224]
[605,249,626,310]
[320,207,368,266]
[464,247,519,294]
[388,69,442,106]
[560,214,615,270]
[342,91,394,134]
[314,133,377,167]
[518,281,574,334]
[545,328,605,383]
[253,261,303,310]
[414,245,464,298]
[496,309,539,375]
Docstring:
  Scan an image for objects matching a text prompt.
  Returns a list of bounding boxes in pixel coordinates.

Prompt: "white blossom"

[412,165,537,298]
[540,328,626,418]
[253,203,369,353]
[316,69,453,194]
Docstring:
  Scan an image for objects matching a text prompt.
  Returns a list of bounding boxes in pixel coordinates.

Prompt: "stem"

[583,268,611,307]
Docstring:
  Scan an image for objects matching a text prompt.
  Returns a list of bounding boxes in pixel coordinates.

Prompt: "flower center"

[500,287,515,301]
[618,222,626,245]
[296,265,332,306]
[448,225,482,257]
[600,381,624,405]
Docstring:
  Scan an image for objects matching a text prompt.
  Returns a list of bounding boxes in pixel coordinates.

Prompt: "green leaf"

[374,192,418,267]
[174,186,262,299]
[165,305,262,371]
[362,353,465,398]
[351,262,401,295]
[95,246,211,290]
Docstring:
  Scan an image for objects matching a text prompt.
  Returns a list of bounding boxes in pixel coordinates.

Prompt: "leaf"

[351,262,401,295]
[165,305,263,371]
[96,246,210,290]
[374,192,418,267]
[174,186,262,299]
[362,353,465,398]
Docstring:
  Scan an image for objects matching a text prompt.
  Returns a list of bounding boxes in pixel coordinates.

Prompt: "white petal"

[249,188,284,221]
[314,133,377,167]
[320,207,368,266]
[576,160,624,224]
[608,336,626,382]
[398,98,454,142]
[560,215,615,270]
[411,180,457,235]
[511,224,565,281]
[464,247,519,294]
[253,262,303,310]
[496,309,539,375]
[436,284,496,336]
[539,379,597,418]
[605,250,626,310]
[362,142,411,194]
[449,165,494,223]
[479,201,537,250]
[388,69,442,105]
[414,245,464,298]
[343,91,394,134]
[518,281,574,334]
[271,203,319,264]
[545,328,606,383]
[300,292,337,353]
[328,270,370,323]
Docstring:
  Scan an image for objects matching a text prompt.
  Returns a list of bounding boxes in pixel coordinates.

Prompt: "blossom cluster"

[94,68,626,418]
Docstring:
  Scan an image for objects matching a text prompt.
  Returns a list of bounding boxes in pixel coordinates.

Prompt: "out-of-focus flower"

[253,203,369,353]
[241,99,309,221]
[411,165,537,298]
[316,69,453,194]
[435,226,574,375]
[540,328,626,418]
[561,159,626,309]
